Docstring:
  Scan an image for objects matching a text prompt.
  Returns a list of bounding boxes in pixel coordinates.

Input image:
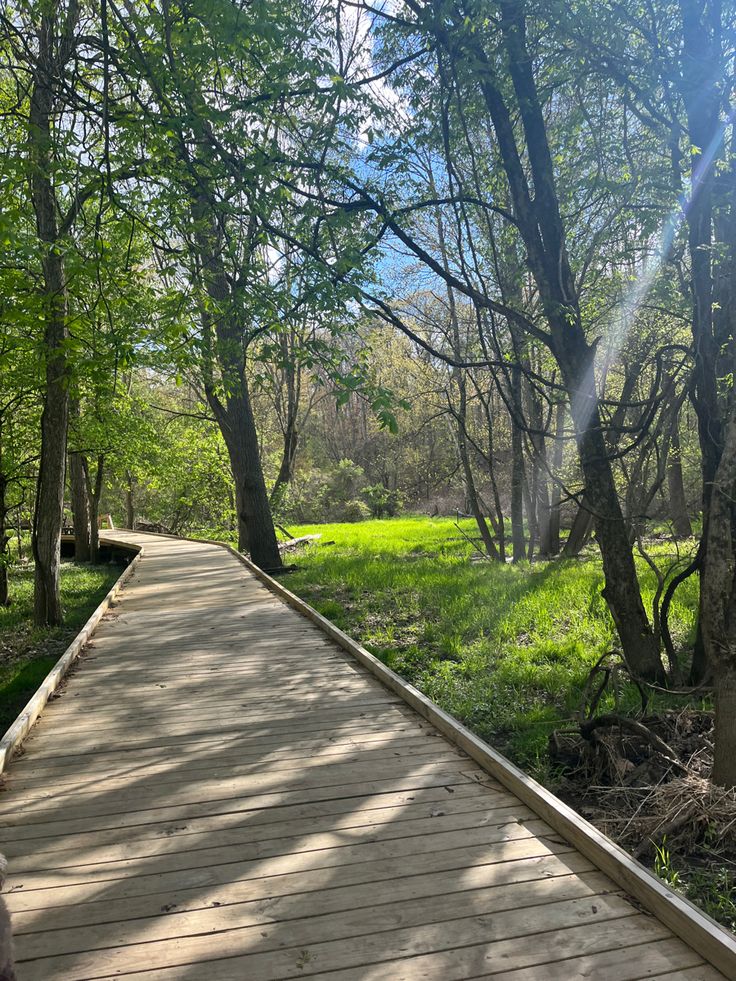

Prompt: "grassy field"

[0,561,121,734]
[285,515,701,778]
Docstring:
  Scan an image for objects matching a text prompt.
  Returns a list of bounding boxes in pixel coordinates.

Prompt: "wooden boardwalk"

[0,533,729,980]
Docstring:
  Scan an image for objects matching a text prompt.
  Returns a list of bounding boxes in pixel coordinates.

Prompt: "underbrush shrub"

[339,499,371,522]
[363,484,403,518]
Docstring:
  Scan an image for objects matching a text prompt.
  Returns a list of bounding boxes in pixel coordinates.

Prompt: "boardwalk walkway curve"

[1,531,734,980]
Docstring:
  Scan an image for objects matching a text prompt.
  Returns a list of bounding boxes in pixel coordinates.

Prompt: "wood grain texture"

[1,531,731,980]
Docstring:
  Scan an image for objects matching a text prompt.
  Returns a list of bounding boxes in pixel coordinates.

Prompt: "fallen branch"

[579,714,688,773]
[277,534,321,552]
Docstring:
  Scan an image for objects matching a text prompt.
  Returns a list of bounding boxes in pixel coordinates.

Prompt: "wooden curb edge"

[0,539,143,775]
[114,530,736,975]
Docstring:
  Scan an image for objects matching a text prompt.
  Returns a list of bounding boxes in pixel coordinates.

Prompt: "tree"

[327,0,667,678]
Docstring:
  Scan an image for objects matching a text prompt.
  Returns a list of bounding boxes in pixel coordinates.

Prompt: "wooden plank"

[647,967,728,980]
[27,695,407,732]
[19,897,652,981]
[16,870,618,971]
[0,758,484,817]
[5,743,465,798]
[8,799,527,873]
[304,933,699,981]
[11,724,431,772]
[14,707,417,756]
[4,782,488,844]
[476,939,708,979]
[4,789,511,862]
[7,837,577,916]
[9,815,551,894]
[0,774,486,840]
[10,844,594,937]
[17,719,422,764]
[6,733,458,786]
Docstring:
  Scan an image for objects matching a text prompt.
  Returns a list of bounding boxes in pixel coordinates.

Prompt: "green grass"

[0,561,121,733]
[285,516,700,776]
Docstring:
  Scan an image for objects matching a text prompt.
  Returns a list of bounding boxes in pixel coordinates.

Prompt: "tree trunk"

[125,470,135,529]
[484,395,507,561]
[457,423,499,560]
[33,349,68,624]
[510,368,526,562]
[29,11,72,626]
[69,450,91,562]
[676,0,729,692]
[83,455,104,564]
[548,402,566,555]
[667,422,692,538]
[562,499,594,557]
[533,458,552,557]
[524,461,537,561]
[0,475,9,607]
[700,409,736,787]
[563,349,664,680]
[678,0,724,528]
[453,365,499,560]
[523,348,552,558]
[270,413,298,513]
[193,198,283,572]
[213,390,282,568]
[712,670,736,787]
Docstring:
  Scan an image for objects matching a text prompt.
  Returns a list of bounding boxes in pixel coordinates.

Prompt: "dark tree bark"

[522,348,552,558]
[675,0,736,759]
[0,475,9,608]
[548,402,566,556]
[562,499,595,558]
[0,412,11,606]
[510,366,526,563]
[678,0,724,523]
[69,450,91,562]
[701,412,736,787]
[523,459,537,561]
[270,404,299,513]
[125,470,136,529]
[82,455,104,563]
[455,394,499,560]
[667,420,692,539]
[213,389,282,569]
[28,3,78,626]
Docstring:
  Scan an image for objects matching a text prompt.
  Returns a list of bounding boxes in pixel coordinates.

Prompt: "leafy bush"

[322,459,366,511]
[363,483,403,518]
[280,460,369,522]
[339,498,371,522]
